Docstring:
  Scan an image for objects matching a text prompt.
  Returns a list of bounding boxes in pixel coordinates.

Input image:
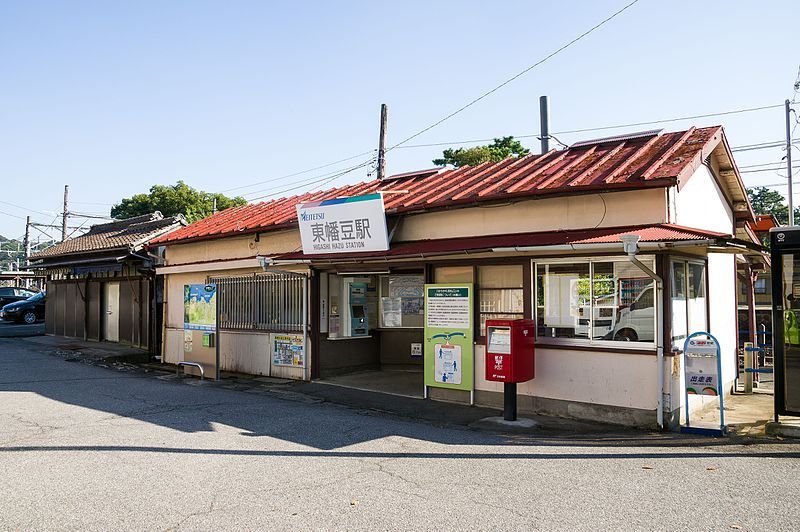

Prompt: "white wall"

[672,165,734,234]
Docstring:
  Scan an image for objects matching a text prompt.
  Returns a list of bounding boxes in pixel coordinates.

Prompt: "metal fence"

[209,273,307,332]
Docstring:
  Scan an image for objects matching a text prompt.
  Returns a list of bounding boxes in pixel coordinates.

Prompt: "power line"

[388,0,640,151]
[246,157,376,203]
[394,105,789,151]
[217,150,376,195]
[240,157,375,200]
[741,164,800,174]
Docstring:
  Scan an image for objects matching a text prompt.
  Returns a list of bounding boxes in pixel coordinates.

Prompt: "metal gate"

[209,273,307,332]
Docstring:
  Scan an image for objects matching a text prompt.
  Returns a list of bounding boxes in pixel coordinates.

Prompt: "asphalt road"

[1,337,799,531]
[0,320,44,338]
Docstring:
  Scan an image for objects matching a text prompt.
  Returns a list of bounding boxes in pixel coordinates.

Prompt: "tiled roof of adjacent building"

[32,212,186,259]
[151,125,746,246]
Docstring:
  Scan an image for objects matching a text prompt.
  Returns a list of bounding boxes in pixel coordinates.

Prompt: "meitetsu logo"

[777,232,786,242]
[300,212,325,222]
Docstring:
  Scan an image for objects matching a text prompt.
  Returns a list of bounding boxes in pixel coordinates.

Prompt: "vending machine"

[770,226,800,418]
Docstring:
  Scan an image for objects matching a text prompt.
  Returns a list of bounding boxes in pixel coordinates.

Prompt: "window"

[378,274,424,328]
[535,258,656,346]
[754,278,767,294]
[478,265,523,335]
[670,260,707,350]
[434,266,473,284]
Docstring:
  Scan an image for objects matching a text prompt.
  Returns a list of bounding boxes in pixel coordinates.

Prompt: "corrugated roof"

[152,126,727,246]
[32,212,186,259]
[273,224,731,262]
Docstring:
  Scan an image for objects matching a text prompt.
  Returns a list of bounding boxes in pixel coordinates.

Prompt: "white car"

[611,287,655,342]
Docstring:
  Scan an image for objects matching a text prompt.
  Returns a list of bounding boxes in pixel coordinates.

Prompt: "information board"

[682,331,725,433]
[272,333,305,367]
[184,284,217,331]
[424,284,474,391]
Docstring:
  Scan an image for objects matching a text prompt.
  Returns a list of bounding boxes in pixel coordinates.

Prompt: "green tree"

[433,136,530,168]
[111,181,246,223]
[746,186,796,226]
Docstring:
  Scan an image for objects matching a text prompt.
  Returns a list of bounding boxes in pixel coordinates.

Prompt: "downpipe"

[620,236,665,429]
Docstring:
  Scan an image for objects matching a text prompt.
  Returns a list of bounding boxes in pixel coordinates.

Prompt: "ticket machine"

[485,318,535,421]
[349,282,369,337]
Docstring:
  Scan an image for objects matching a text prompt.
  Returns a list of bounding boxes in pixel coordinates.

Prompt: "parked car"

[611,286,655,342]
[0,286,38,308]
[0,291,46,324]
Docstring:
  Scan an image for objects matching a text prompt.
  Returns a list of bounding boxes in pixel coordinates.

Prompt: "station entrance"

[314,270,425,398]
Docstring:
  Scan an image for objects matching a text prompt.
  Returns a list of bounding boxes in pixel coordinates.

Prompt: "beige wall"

[165,229,301,266]
[396,188,668,241]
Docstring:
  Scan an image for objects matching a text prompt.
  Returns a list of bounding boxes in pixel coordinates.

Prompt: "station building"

[150,126,766,428]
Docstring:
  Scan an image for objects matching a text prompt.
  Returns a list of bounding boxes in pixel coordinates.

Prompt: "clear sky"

[1,0,798,242]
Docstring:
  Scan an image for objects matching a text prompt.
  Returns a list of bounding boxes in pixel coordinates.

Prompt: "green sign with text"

[424,284,474,391]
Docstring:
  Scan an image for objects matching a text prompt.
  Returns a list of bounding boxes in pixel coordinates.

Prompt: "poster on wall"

[424,284,474,391]
[272,333,305,367]
[184,284,217,331]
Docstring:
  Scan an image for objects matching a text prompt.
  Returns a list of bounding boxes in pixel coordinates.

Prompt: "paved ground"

[0,320,44,338]
[2,337,800,530]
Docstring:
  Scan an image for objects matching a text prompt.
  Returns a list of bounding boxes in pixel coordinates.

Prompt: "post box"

[485,318,535,383]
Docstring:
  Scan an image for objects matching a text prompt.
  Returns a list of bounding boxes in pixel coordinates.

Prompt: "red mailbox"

[485,318,535,383]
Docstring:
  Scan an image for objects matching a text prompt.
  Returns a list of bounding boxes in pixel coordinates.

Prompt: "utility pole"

[377,103,388,180]
[539,95,550,154]
[212,196,217,215]
[23,216,30,269]
[61,184,69,241]
[787,99,795,226]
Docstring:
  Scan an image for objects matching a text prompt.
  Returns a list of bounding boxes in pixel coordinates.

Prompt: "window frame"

[533,256,658,350]
[669,258,708,350]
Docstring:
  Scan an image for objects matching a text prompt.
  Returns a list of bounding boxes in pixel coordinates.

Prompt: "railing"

[209,273,306,332]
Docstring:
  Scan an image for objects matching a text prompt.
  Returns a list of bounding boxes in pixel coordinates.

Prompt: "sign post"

[681,331,725,436]
[423,284,474,401]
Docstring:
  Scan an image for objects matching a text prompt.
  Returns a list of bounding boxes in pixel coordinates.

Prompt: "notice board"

[424,284,474,391]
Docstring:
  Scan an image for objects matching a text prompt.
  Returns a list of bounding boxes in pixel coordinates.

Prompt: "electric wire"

[387,0,641,152]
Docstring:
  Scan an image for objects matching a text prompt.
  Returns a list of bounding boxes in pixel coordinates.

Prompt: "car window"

[16,289,35,297]
[0,288,12,296]
[27,292,44,302]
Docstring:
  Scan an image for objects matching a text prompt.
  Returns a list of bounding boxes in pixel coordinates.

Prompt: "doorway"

[102,282,120,342]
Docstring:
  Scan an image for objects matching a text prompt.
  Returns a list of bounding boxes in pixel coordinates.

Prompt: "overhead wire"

[217,149,376,195]
[245,157,376,203]
[387,0,641,152]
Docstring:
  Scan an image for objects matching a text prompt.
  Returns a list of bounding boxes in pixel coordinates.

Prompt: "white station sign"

[296,193,390,255]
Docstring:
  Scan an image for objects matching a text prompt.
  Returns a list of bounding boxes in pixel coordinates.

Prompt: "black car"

[0,286,38,308]
[0,292,46,324]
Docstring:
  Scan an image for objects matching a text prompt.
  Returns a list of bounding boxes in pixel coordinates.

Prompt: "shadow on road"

[3,336,798,452]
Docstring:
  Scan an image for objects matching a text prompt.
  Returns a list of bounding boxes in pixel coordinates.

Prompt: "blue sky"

[1,0,798,241]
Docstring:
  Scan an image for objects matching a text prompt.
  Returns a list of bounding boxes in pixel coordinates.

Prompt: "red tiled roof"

[751,214,779,233]
[273,224,730,262]
[152,126,725,246]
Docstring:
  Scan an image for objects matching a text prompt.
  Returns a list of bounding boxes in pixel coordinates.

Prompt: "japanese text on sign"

[296,194,390,255]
